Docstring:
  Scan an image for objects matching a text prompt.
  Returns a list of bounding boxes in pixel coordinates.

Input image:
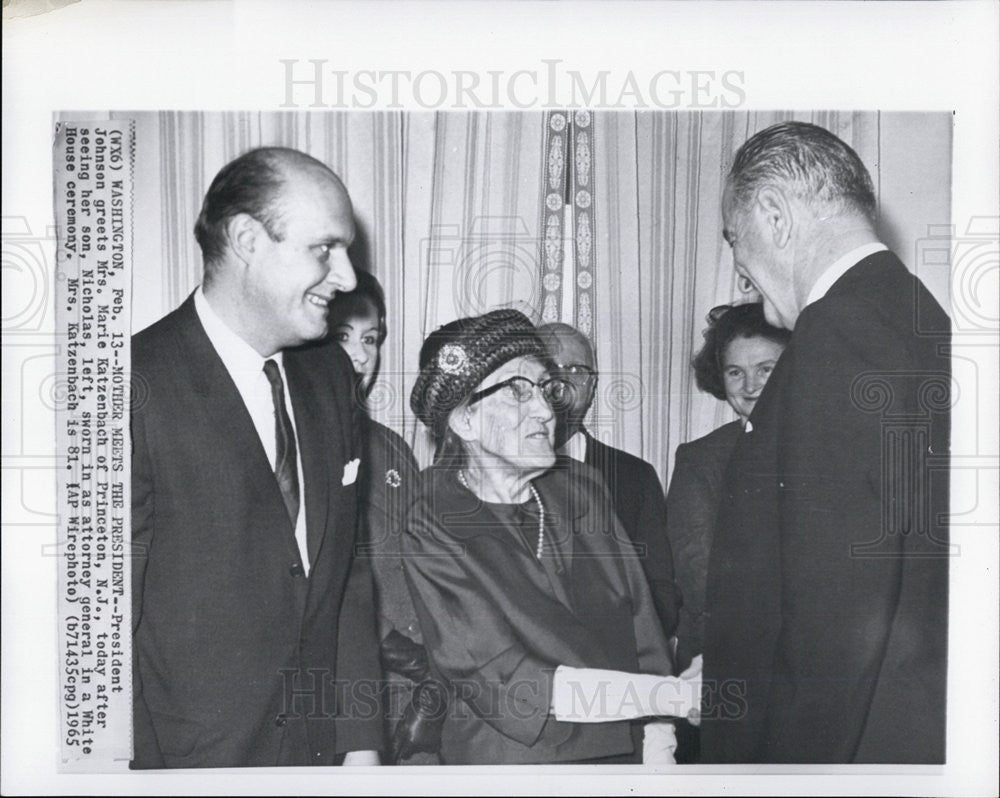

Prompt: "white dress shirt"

[559,429,588,463]
[194,287,311,574]
[805,241,888,308]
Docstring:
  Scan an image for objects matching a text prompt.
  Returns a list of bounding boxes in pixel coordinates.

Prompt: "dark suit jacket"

[131,295,382,768]
[664,420,742,672]
[702,251,950,763]
[403,460,674,764]
[583,431,680,637]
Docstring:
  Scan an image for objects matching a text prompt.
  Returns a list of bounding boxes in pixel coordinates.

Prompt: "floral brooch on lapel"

[385,469,402,488]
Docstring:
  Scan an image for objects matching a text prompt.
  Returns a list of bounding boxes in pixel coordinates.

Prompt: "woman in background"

[329,271,438,764]
[667,302,791,673]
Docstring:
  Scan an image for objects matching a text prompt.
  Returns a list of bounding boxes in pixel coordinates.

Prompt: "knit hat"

[410,309,549,437]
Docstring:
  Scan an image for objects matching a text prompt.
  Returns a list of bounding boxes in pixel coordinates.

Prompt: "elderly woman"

[666,302,791,674]
[402,309,698,765]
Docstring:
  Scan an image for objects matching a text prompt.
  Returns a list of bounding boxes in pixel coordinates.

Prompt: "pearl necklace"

[458,470,545,559]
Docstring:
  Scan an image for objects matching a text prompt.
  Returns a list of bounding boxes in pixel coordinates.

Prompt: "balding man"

[538,323,680,639]
[131,147,382,767]
[703,122,950,763]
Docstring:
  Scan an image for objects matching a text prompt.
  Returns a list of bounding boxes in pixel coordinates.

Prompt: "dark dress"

[664,420,743,672]
[358,419,422,643]
[402,459,674,764]
[354,417,433,763]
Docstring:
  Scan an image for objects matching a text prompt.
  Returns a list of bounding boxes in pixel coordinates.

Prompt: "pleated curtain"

[114,109,927,487]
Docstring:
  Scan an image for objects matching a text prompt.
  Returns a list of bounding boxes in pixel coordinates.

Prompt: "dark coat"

[402,460,674,764]
[130,295,383,768]
[582,432,681,638]
[357,418,422,644]
[353,417,436,762]
[664,420,742,672]
[701,251,950,763]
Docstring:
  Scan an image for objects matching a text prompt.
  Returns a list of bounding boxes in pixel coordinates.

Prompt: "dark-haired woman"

[667,302,791,673]
[329,272,435,764]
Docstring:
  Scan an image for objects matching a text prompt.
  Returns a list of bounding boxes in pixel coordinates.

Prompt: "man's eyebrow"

[316,235,351,246]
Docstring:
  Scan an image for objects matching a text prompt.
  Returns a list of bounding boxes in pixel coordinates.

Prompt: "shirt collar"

[805,241,888,308]
[559,429,588,463]
[194,286,281,385]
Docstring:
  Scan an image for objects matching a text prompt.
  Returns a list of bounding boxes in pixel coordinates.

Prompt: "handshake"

[549,655,703,766]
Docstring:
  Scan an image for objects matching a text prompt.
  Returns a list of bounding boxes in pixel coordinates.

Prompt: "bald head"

[195,146,347,276]
[537,322,596,371]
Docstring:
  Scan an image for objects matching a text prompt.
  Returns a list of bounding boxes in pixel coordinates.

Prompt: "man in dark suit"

[131,147,383,767]
[702,122,950,763]
[538,322,679,638]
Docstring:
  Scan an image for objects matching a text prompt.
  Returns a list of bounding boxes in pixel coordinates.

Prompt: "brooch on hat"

[437,343,469,375]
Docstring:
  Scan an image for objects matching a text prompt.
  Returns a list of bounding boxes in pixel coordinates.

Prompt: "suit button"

[275,713,288,727]
[289,563,305,577]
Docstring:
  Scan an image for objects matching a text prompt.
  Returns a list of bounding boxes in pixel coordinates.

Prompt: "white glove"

[551,655,702,723]
[680,655,702,726]
[642,721,677,765]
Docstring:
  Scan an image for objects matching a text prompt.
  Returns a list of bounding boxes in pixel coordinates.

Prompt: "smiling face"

[721,334,786,421]
[243,167,357,354]
[333,297,381,389]
[459,356,556,476]
[722,184,797,330]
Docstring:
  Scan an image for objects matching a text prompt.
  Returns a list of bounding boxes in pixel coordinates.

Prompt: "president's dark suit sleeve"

[763,295,934,761]
[130,391,164,768]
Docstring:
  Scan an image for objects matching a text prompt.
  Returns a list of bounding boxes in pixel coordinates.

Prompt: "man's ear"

[755,186,793,249]
[447,405,479,443]
[226,213,262,265]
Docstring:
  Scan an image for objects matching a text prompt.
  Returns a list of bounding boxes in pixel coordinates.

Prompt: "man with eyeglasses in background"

[537,323,680,642]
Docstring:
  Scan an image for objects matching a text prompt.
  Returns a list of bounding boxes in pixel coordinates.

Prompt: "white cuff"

[550,660,701,723]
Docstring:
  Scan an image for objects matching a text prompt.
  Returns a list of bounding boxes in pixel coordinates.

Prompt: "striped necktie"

[263,358,300,527]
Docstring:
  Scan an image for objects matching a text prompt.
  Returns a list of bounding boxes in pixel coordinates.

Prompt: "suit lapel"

[174,295,304,565]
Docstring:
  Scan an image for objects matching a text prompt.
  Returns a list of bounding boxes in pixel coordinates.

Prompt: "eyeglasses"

[551,363,597,381]
[467,375,573,408]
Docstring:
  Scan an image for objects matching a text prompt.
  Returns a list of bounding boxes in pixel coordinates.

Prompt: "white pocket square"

[342,458,360,486]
